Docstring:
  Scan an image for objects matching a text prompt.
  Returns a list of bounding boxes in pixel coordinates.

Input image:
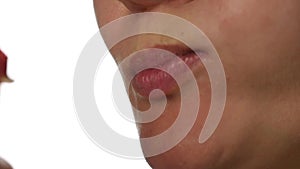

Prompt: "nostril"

[120,0,163,6]
[119,0,195,11]
[119,0,164,11]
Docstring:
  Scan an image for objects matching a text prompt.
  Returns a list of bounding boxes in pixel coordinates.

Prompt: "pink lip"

[127,45,205,98]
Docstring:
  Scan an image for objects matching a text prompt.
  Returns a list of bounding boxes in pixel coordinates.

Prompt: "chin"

[143,137,224,169]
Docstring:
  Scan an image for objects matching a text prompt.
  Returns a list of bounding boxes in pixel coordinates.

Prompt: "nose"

[119,0,165,11]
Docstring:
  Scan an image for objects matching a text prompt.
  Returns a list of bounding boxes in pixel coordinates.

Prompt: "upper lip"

[122,44,203,75]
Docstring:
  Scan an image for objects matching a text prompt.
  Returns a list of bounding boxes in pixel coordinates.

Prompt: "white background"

[0,0,151,168]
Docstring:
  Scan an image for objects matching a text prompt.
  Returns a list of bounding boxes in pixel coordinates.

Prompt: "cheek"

[218,1,276,50]
[218,3,294,64]
[217,0,299,55]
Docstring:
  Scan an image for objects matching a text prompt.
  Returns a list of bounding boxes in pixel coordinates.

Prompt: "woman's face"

[94,0,300,168]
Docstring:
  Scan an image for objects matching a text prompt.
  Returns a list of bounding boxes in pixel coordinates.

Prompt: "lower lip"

[131,51,203,98]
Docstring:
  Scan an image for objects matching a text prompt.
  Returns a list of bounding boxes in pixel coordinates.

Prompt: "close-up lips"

[122,45,206,98]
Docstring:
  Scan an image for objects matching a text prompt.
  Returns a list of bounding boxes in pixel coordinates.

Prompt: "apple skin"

[0,157,13,169]
[0,50,13,169]
[0,49,12,83]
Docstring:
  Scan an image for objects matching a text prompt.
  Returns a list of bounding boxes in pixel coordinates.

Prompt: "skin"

[94,0,300,168]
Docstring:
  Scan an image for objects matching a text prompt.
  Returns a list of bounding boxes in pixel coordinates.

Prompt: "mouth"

[123,45,206,98]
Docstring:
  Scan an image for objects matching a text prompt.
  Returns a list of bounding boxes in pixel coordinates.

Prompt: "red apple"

[0,49,12,83]
[0,157,13,169]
